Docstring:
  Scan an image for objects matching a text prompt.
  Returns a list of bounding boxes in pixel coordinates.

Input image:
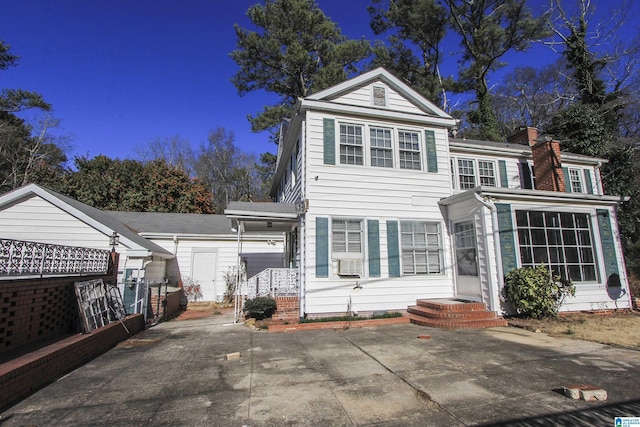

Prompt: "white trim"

[300,99,457,127]
[0,184,152,252]
[440,186,628,206]
[307,67,452,120]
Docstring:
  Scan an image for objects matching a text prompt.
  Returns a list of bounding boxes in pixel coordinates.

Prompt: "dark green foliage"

[504,264,576,319]
[243,297,277,320]
[39,156,214,214]
[368,0,451,104]
[231,0,370,136]
[445,0,551,141]
[544,3,640,279]
[0,41,63,193]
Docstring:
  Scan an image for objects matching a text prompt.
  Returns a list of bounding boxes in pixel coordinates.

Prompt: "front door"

[453,220,482,300]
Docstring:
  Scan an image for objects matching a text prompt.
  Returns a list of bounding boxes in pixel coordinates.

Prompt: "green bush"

[243,297,277,320]
[504,264,576,319]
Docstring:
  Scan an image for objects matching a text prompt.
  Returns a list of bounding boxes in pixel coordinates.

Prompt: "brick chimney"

[507,127,565,192]
[507,127,539,146]
[530,136,565,192]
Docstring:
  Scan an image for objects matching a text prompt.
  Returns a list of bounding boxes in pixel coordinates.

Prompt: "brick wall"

[273,296,299,322]
[0,260,118,356]
[0,313,144,411]
[148,289,184,321]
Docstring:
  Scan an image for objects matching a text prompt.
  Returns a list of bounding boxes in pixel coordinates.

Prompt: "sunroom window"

[516,210,598,282]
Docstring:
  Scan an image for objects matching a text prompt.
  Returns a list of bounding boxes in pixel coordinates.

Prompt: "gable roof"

[305,67,455,124]
[106,211,233,236]
[0,184,172,257]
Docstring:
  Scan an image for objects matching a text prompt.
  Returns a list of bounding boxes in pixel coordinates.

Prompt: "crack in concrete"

[340,334,470,426]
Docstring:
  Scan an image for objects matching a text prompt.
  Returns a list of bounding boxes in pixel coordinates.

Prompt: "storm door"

[453,220,482,300]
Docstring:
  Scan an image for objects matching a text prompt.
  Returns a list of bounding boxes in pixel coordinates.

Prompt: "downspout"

[172,235,179,255]
[299,118,306,319]
[474,193,504,315]
[234,223,242,324]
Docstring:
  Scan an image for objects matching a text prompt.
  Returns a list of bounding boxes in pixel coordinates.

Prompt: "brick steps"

[408,299,507,330]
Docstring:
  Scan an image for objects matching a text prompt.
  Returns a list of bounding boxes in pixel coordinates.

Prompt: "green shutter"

[316,217,329,278]
[367,220,380,277]
[596,209,620,284]
[387,221,401,277]
[584,169,594,194]
[425,130,438,172]
[499,160,509,188]
[323,118,335,165]
[562,166,571,192]
[495,203,518,274]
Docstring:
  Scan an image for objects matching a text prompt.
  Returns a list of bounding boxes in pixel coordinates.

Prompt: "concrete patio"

[1,311,639,426]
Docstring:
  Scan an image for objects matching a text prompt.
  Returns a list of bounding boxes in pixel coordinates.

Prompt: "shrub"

[504,264,575,319]
[243,297,277,320]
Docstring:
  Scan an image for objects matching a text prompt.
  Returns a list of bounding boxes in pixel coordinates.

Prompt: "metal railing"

[0,238,111,277]
[245,268,298,299]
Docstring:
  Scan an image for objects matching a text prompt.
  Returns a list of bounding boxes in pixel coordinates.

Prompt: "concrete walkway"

[1,312,639,426]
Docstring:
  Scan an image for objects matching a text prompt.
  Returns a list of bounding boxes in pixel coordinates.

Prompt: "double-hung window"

[370,127,393,168]
[332,218,363,256]
[398,131,421,170]
[478,160,497,187]
[516,210,597,282]
[569,168,583,193]
[457,159,476,189]
[339,124,363,165]
[400,221,442,275]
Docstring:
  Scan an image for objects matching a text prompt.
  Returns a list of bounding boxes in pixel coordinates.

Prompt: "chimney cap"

[535,135,554,143]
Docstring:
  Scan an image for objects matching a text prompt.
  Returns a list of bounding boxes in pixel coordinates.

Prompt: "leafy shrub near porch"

[243,297,277,320]
[504,264,576,319]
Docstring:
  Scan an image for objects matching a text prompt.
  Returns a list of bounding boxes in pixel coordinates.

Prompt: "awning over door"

[225,201,300,232]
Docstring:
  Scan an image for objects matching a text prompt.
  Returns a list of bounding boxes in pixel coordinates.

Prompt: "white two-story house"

[226,67,632,320]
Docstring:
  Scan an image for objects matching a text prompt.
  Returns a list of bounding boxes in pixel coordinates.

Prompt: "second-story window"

[458,159,476,189]
[569,168,583,193]
[398,130,421,170]
[339,123,364,165]
[370,127,393,168]
[478,160,497,187]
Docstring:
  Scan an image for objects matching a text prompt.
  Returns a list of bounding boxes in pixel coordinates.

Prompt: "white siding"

[147,236,285,302]
[0,195,112,250]
[330,82,426,116]
[301,110,455,315]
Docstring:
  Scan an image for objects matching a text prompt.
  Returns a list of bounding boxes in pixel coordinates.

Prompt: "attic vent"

[373,86,386,107]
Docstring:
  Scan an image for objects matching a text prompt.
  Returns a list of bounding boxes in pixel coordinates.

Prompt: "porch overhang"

[225,201,299,232]
[439,186,629,207]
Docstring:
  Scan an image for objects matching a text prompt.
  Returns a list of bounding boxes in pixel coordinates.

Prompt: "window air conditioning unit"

[338,259,362,277]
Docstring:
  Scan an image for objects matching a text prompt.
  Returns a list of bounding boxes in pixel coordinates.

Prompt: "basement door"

[453,219,482,301]
[191,250,218,302]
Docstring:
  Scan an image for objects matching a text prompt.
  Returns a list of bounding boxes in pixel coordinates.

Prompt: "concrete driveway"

[1,312,639,426]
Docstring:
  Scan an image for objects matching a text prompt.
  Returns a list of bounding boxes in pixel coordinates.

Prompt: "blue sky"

[1,1,637,163]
